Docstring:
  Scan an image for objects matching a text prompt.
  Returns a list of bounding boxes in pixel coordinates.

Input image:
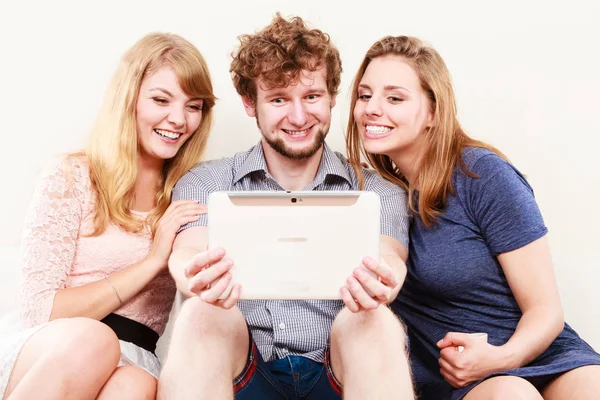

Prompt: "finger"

[439,367,460,389]
[353,267,391,301]
[346,276,379,310]
[184,248,225,278]
[188,257,234,293]
[340,286,360,313]
[439,347,462,368]
[437,332,470,348]
[217,284,242,309]
[362,257,398,287]
[174,203,208,214]
[163,204,207,224]
[438,355,457,372]
[200,272,233,303]
[164,200,201,217]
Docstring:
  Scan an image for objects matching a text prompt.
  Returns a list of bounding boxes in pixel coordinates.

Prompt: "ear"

[241,96,256,117]
[330,94,336,108]
[426,110,434,129]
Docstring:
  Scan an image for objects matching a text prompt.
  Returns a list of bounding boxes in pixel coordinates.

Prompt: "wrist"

[144,255,167,272]
[496,342,523,370]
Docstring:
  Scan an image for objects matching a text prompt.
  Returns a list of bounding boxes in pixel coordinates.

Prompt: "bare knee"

[331,306,406,347]
[174,296,246,341]
[64,318,121,366]
[466,376,542,400]
[98,366,157,400]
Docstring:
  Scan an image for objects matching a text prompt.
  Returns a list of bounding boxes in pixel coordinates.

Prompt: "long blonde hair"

[76,32,216,236]
[346,36,507,226]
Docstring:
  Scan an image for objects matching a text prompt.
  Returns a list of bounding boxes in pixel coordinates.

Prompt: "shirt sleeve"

[19,158,84,327]
[464,153,548,255]
[363,171,410,250]
[172,165,221,231]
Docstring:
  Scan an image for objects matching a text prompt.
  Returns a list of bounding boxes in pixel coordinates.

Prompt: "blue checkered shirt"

[173,142,409,363]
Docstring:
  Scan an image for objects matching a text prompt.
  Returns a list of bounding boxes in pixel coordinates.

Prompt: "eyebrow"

[149,87,204,102]
[264,87,327,97]
[149,87,173,96]
[359,84,411,93]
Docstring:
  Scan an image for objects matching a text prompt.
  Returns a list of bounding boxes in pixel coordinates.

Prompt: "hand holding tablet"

[206,191,381,300]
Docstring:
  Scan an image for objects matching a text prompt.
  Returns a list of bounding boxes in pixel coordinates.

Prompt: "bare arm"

[496,235,564,367]
[50,258,164,320]
[437,235,564,387]
[341,234,408,312]
[48,200,206,321]
[168,226,208,298]
[380,234,409,302]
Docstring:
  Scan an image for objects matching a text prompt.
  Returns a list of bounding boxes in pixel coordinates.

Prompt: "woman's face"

[136,66,204,163]
[353,55,432,161]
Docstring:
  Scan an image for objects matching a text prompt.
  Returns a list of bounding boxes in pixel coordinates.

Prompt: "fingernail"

[354,268,365,277]
[213,248,225,257]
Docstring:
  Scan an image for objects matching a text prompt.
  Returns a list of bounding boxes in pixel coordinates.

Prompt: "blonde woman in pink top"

[0,33,216,400]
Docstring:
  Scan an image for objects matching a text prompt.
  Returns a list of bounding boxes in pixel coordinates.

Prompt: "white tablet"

[207,191,380,300]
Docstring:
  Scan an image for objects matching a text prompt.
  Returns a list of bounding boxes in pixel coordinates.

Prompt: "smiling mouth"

[365,125,392,135]
[282,126,312,136]
[154,129,183,140]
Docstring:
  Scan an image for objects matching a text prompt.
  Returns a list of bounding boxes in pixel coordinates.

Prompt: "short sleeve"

[172,164,221,231]
[20,158,86,327]
[464,153,548,255]
[363,170,410,250]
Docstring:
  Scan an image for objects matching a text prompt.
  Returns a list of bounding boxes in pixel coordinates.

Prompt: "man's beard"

[263,130,326,160]
[258,118,328,160]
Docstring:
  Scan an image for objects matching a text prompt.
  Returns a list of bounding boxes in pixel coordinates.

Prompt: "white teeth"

[284,129,309,135]
[155,129,182,140]
[365,125,392,135]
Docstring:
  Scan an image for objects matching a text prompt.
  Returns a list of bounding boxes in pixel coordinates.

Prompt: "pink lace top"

[19,157,176,335]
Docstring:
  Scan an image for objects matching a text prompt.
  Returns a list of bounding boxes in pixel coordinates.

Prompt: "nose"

[167,105,186,129]
[364,95,383,117]
[287,100,308,127]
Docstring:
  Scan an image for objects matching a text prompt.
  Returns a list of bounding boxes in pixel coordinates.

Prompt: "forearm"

[169,246,202,298]
[50,257,164,321]
[381,252,407,304]
[497,305,564,370]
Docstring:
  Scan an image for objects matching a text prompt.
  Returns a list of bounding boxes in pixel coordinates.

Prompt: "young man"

[158,15,414,400]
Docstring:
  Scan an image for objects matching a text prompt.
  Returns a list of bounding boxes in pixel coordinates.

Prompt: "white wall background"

[0,0,598,349]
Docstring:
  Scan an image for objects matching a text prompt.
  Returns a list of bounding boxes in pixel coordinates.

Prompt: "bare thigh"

[463,375,542,400]
[5,318,120,397]
[542,365,600,400]
[97,365,157,400]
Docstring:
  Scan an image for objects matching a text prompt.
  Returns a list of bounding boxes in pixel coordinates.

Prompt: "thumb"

[437,332,472,349]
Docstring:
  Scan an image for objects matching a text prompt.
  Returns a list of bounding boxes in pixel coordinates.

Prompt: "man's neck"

[261,141,324,191]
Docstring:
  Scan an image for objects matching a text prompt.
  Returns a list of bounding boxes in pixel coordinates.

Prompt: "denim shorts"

[233,341,342,399]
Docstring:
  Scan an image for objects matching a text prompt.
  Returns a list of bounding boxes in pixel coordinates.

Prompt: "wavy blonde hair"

[347,36,507,226]
[74,32,216,236]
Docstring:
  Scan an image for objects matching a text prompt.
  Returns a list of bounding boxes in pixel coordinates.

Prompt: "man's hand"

[340,256,400,312]
[184,247,241,309]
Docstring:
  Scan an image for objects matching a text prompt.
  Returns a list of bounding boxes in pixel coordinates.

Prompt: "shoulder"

[181,157,236,186]
[332,152,407,197]
[37,154,91,192]
[461,147,519,178]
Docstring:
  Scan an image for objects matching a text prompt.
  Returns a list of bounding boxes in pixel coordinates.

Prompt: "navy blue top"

[393,148,600,399]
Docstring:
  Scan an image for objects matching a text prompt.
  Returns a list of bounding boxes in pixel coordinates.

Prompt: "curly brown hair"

[230,13,342,102]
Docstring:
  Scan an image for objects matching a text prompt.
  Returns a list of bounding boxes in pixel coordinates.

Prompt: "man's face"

[243,68,335,160]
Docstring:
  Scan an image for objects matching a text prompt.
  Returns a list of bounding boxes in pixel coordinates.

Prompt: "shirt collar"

[233,141,352,187]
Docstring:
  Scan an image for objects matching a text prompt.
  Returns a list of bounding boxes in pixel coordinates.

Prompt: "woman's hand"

[437,332,507,388]
[147,200,207,269]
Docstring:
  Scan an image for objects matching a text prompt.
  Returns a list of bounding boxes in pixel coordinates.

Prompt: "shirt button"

[279,322,286,330]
